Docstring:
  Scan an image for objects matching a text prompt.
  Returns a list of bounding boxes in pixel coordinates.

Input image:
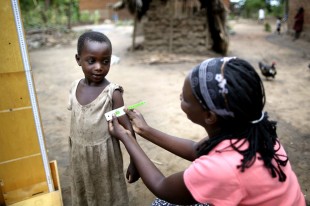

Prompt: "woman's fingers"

[125,109,144,123]
[108,117,114,134]
[124,109,147,134]
[108,115,119,135]
[124,108,138,119]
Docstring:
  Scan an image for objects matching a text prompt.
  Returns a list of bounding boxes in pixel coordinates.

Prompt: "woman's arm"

[125,109,207,161]
[108,116,198,205]
[112,90,140,183]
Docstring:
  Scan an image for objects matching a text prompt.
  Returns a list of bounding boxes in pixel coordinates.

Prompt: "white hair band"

[251,112,265,124]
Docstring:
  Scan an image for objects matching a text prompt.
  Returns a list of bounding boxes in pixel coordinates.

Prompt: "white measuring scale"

[11,0,55,192]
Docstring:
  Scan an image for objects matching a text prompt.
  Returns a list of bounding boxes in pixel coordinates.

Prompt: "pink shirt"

[184,140,305,206]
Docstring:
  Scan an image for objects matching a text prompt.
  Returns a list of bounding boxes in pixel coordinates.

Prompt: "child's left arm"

[112,89,140,183]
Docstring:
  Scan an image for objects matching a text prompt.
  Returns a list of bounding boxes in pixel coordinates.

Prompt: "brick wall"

[288,0,310,41]
[79,0,132,21]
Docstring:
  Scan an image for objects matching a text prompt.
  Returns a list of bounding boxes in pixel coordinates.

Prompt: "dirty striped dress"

[68,79,128,206]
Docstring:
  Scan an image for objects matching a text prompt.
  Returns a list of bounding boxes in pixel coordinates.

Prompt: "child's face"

[76,40,112,85]
[180,75,206,126]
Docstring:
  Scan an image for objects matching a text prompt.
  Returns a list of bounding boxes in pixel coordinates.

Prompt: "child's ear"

[75,54,81,66]
[204,111,217,125]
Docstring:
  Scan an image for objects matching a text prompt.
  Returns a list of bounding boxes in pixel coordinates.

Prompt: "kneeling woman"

[109,57,306,206]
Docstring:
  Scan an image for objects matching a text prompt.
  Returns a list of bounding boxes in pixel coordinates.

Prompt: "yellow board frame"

[0,0,61,205]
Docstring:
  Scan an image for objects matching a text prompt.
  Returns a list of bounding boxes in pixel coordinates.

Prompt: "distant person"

[258,8,265,23]
[276,16,282,34]
[68,31,139,205]
[293,7,304,40]
[109,57,306,206]
[113,13,119,22]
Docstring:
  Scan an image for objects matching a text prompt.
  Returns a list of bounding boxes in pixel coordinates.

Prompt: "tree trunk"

[66,0,73,30]
[205,0,228,55]
[132,14,138,51]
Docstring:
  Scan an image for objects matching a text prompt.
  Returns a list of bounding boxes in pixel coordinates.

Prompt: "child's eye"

[87,59,95,64]
[102,59,110,65]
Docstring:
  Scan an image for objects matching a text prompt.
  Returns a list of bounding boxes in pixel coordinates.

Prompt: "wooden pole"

[132,14,138,51]
[168,0,175,52]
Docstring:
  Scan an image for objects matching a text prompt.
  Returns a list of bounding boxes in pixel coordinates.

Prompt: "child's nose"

[94,63,103,71]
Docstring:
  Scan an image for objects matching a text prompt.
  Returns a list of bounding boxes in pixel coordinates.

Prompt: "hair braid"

[196,58,288,182]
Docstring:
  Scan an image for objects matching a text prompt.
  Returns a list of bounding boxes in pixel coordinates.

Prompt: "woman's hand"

[126,161,140,183]
[125,109,148,135]
[108,115,132,142]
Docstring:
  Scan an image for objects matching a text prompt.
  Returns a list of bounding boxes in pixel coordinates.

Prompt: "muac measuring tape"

[105,101,146,121]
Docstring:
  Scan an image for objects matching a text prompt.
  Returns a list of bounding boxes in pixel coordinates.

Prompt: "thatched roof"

[114,0,228,18]
[113,0,151,20]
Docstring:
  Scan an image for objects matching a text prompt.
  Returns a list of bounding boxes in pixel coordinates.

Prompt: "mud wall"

[142,0,211,54]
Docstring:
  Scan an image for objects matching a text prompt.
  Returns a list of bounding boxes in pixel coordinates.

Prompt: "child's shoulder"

[109,82,124,93]
[71,78,82,85]
[69,79,82,90]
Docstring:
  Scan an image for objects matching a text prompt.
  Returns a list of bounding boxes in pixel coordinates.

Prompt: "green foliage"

[92,10,101,25]
[20,0,80,30]
[241,0,265,18]
[264,22,271,32]
[115,20,133,26]
[79,10,91,23]
[270,3,285,18]
[238,0,285,20]
[79,10,101,25]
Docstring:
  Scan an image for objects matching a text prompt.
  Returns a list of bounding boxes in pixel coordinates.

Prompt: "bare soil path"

[29,19,310,205]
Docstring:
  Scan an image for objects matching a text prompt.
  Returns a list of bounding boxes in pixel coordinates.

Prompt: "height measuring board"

[0,0,54,204]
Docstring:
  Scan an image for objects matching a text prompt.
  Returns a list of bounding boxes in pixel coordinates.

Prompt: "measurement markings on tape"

[11,0,54,192]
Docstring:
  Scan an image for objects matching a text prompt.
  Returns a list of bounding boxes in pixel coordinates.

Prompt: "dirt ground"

[29,19,310,205]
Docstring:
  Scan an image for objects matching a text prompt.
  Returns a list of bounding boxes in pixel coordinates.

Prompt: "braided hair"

[193,58,288,182]
[77,31,112,55]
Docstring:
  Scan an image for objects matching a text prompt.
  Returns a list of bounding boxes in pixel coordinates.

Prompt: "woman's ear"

[75,54,81,66]
[204,111,218,125]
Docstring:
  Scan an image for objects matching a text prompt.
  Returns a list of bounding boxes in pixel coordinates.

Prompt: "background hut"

[115,0,230,55]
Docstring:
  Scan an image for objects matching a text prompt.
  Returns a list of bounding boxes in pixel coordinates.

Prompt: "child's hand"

[108,115,132,142]
[126,162,140,183]
[124,109,148,135]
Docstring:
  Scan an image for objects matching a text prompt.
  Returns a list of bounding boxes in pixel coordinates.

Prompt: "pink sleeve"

[184,155,246,205]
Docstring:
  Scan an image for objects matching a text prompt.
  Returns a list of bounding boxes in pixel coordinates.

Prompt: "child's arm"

[112,89,140,183]
[111,89,133,133]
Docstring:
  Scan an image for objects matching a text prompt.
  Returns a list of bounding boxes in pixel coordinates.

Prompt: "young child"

[109,57,306,205]
[276,16,281,34]
[68,31,139,205]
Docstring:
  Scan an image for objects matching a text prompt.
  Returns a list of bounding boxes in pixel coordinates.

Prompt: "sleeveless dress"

[68,79,129,206]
